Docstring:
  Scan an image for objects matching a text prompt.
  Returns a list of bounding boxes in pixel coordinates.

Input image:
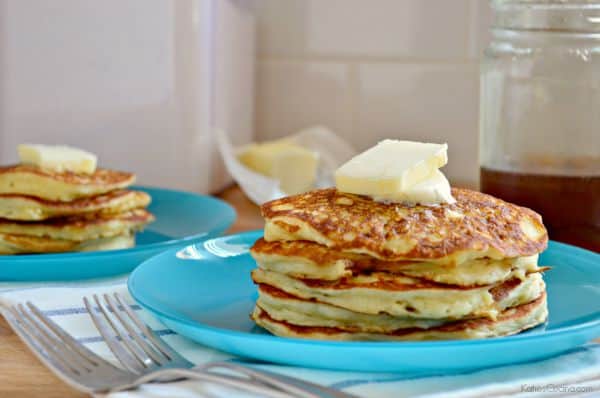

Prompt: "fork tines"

[84,293,190,374]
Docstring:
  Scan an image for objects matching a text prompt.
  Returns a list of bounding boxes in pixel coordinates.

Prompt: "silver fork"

[4,302,133,393]
[2,301,316,397]
[86,293,355,398]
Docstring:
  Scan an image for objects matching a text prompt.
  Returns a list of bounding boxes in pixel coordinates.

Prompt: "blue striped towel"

[1,279,599,398]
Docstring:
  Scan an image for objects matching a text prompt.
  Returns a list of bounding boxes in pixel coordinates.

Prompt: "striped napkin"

[0,279,599,398]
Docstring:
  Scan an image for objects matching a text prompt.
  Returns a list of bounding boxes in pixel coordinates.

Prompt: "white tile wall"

[254,0,493,186]
[255,60,352,139]
[0,0,255,193]
[356,63,479,183]
[256,0,470,59]
[469,0,493,59]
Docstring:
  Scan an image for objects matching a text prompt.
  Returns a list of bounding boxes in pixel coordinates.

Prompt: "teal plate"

[0,187,235,281]
[128,231,600,372]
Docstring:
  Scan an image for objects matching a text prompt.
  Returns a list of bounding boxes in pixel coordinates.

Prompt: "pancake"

[0,165,135,201]
[262,188,548,263]
[251,268,545,319]
[251,238,542,285]
[0,209,154,241]
[75,234,135,252]
[257,284,447,332]
[0,233,135,254]
[252,292,548,341]
[0,190,151,221]
[0,232,74,253]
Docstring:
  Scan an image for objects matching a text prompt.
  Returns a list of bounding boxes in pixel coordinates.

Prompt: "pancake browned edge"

[250,187,549,341]
[252,268,546,320]
[0,209,154,241]
[261,188,548,263]
[0,190,150,221]
[251,238,545,286]
[0,165,135,201]
[251,292,547,341]
[0,233,135,254]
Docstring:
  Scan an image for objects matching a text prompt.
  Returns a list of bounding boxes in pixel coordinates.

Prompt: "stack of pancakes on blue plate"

[0,165,154,254]
[250,187,549,340]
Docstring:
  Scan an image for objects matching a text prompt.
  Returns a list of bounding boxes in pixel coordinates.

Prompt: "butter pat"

[238,140,319,195]
[374,169,455,205]
[18,144,98,174]
[335,139,448,197]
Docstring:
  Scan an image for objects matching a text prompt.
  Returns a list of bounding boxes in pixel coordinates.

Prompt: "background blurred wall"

[253,0,492,187]
[0,0,492,191]
[0,0,255,193]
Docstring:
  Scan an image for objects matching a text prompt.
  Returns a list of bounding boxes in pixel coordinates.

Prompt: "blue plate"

[0,187,236,281]
[128,231,600,372]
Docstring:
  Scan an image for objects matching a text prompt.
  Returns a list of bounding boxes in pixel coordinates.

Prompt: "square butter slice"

[238,141,319,195]
[18,144,97,174]
[377,169,455,205]
[335,139,448,197]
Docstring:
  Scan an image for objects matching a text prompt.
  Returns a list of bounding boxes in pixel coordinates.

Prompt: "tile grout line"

[467,0,475,59]
[256,54,475,66]
[347,62,360,142]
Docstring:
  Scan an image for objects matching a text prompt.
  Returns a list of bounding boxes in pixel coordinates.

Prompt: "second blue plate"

[0,187,236,281]
[128,231,600,372]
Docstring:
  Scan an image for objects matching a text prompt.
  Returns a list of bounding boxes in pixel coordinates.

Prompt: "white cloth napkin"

[0,281,598,398]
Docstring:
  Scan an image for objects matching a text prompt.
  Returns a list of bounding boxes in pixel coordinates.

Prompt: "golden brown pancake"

[0,190,150,221]
[0,233,135,254]
[0,164,135,201]
[0,209,154,241]
[74,234,136,252]
[262,188,548,263]
[253,293,547,341]
[257,284,448,332]
[251,268,545,320]
[252,185,550,341]
[251,238,542,285]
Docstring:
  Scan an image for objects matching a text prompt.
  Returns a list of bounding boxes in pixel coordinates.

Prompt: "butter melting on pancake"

[251,180,549,340]
[262,188,548,263]
[0,165,135,201]
[0,190,150,221]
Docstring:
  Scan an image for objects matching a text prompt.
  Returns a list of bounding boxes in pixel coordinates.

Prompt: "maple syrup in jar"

[480,0,600,252]
[481,167,600,252]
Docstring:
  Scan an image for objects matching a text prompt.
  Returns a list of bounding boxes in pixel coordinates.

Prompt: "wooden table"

[0,185,262,398]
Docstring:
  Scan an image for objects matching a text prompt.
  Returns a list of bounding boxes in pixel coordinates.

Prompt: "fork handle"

[108,368,295,398]
[200,362,358,398]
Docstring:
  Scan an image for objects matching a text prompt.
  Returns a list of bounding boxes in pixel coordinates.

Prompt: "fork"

[85,293,354,398]
[3,301,348,397]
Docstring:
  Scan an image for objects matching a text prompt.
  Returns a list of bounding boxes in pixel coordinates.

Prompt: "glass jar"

[480,0,600,252]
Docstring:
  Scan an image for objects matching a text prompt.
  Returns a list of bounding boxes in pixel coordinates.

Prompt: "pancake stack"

[0,165,154,254]
[250,188,549,341]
